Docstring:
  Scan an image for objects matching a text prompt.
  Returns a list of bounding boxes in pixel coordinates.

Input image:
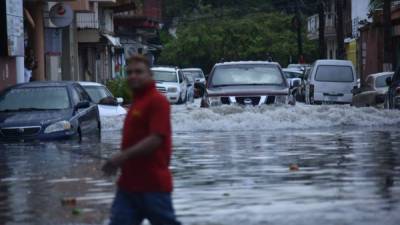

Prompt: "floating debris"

[289,164,299,171]
[72,208,81,216]
[61,198,77,206]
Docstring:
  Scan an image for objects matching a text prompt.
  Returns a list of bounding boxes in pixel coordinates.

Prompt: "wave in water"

[172,104,400,132]
[100,104,400,132]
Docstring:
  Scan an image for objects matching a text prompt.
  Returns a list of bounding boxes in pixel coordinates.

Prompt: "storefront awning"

[102,34,122,47]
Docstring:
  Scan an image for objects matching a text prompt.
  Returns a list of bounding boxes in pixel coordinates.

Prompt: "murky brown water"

[1,126,400,225]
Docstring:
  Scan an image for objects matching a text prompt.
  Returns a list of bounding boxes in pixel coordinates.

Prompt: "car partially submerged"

[181,68,206,86]
[79,82,126,117]
[201,61,297,107]
[152,67,189,104]
[352,72,393,107]
[0,82,100,142]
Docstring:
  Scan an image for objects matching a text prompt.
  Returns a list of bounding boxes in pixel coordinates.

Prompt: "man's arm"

[102,134,163,176]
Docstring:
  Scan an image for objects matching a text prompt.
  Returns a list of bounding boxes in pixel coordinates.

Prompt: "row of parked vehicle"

[182,59,400,109]
[281,60,400,109]
[0,81,127,142]
[151,66,207,104]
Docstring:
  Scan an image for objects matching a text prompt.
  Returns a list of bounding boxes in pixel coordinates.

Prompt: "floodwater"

[1,103,400,225]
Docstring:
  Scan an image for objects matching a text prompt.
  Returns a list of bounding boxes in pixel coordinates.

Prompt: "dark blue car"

[0,81,101,142]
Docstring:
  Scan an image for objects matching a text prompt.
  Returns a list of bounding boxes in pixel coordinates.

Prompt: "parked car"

[201,61,297,107]
[185,75,195,104]
[0,82,100,142]
[152,66,188,104]
[79,82,127,117]
[181,68,206,85]
[352,72,393,107]
[283,68,303,86]
[182,68,207,98]
[305,60,357,104]
[385,68,400,109]
[287,64,310,72]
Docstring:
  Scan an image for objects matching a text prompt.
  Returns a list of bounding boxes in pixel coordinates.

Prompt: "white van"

[305,60,357,104]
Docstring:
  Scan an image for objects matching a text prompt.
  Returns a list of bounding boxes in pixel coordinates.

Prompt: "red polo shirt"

[118,82,173,193]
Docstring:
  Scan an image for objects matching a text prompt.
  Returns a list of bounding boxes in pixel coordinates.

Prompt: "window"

[74,85,92,102]
[375,75,392,88]
[315,65,354,82]
[71,89,81,105]
[0,87,71,111]
[183,71,204,79]
[82,86,113,103]
[152,70,178,82]
[211,64,284,86]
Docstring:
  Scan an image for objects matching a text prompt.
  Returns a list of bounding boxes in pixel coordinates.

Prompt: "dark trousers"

[109,189,181,225]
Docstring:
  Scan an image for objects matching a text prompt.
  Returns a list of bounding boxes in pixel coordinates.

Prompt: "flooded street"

[1,104,400,225]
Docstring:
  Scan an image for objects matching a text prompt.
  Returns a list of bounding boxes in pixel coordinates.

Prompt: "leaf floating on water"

[72,208,82,216]
[61,198,77,206]
[289,164,299,171]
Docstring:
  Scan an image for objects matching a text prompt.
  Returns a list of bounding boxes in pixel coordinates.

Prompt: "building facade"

[76,0,122,83]
[114,0,162,69]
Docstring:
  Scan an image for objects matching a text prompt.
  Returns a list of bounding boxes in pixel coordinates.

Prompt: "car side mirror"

[116,97,124,105]
[75,101,90,110]
[386,77,392,86]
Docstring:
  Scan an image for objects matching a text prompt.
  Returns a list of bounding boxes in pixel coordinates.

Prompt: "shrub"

[106,78,132,104]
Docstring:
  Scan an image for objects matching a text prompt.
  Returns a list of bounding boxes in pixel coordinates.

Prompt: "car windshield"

[183,71,204,79]
[0,87,70,111]
[152,70,178,82]
[211,64,284,86]
[375,75,392,88]
[315,65,354,82]
[83,86,112,103]
[283,71,302,79]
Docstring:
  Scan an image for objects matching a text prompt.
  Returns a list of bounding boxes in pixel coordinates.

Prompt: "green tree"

[159,12,318,72]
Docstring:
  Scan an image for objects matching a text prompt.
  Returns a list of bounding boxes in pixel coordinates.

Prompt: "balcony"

[307,13,336,40]
[76,12,99,29]
[114,0,161,29]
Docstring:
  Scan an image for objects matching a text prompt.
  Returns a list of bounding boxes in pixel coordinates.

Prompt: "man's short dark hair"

[126,54,151,69]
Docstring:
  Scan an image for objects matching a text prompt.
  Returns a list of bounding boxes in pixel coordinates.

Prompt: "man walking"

[102,55,181,225]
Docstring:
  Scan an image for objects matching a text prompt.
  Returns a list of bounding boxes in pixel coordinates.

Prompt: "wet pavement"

[1,103,400,225]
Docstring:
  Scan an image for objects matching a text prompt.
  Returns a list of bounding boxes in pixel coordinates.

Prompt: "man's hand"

[101,153,127,176]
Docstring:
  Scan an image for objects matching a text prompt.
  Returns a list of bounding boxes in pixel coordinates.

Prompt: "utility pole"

[295,0,304,63]
[318,0,326,59]
[383,0,392,71]
[335,0,345,60]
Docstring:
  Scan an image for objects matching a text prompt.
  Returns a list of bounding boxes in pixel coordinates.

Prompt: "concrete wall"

[359,25,384,84]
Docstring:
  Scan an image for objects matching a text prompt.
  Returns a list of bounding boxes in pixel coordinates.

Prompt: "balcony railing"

[76,12,99,29]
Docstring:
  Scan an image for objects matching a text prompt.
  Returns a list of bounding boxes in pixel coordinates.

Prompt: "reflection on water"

[0,127,399,225]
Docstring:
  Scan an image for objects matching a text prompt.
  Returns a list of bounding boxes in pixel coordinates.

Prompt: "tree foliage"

[158,12,318,72]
